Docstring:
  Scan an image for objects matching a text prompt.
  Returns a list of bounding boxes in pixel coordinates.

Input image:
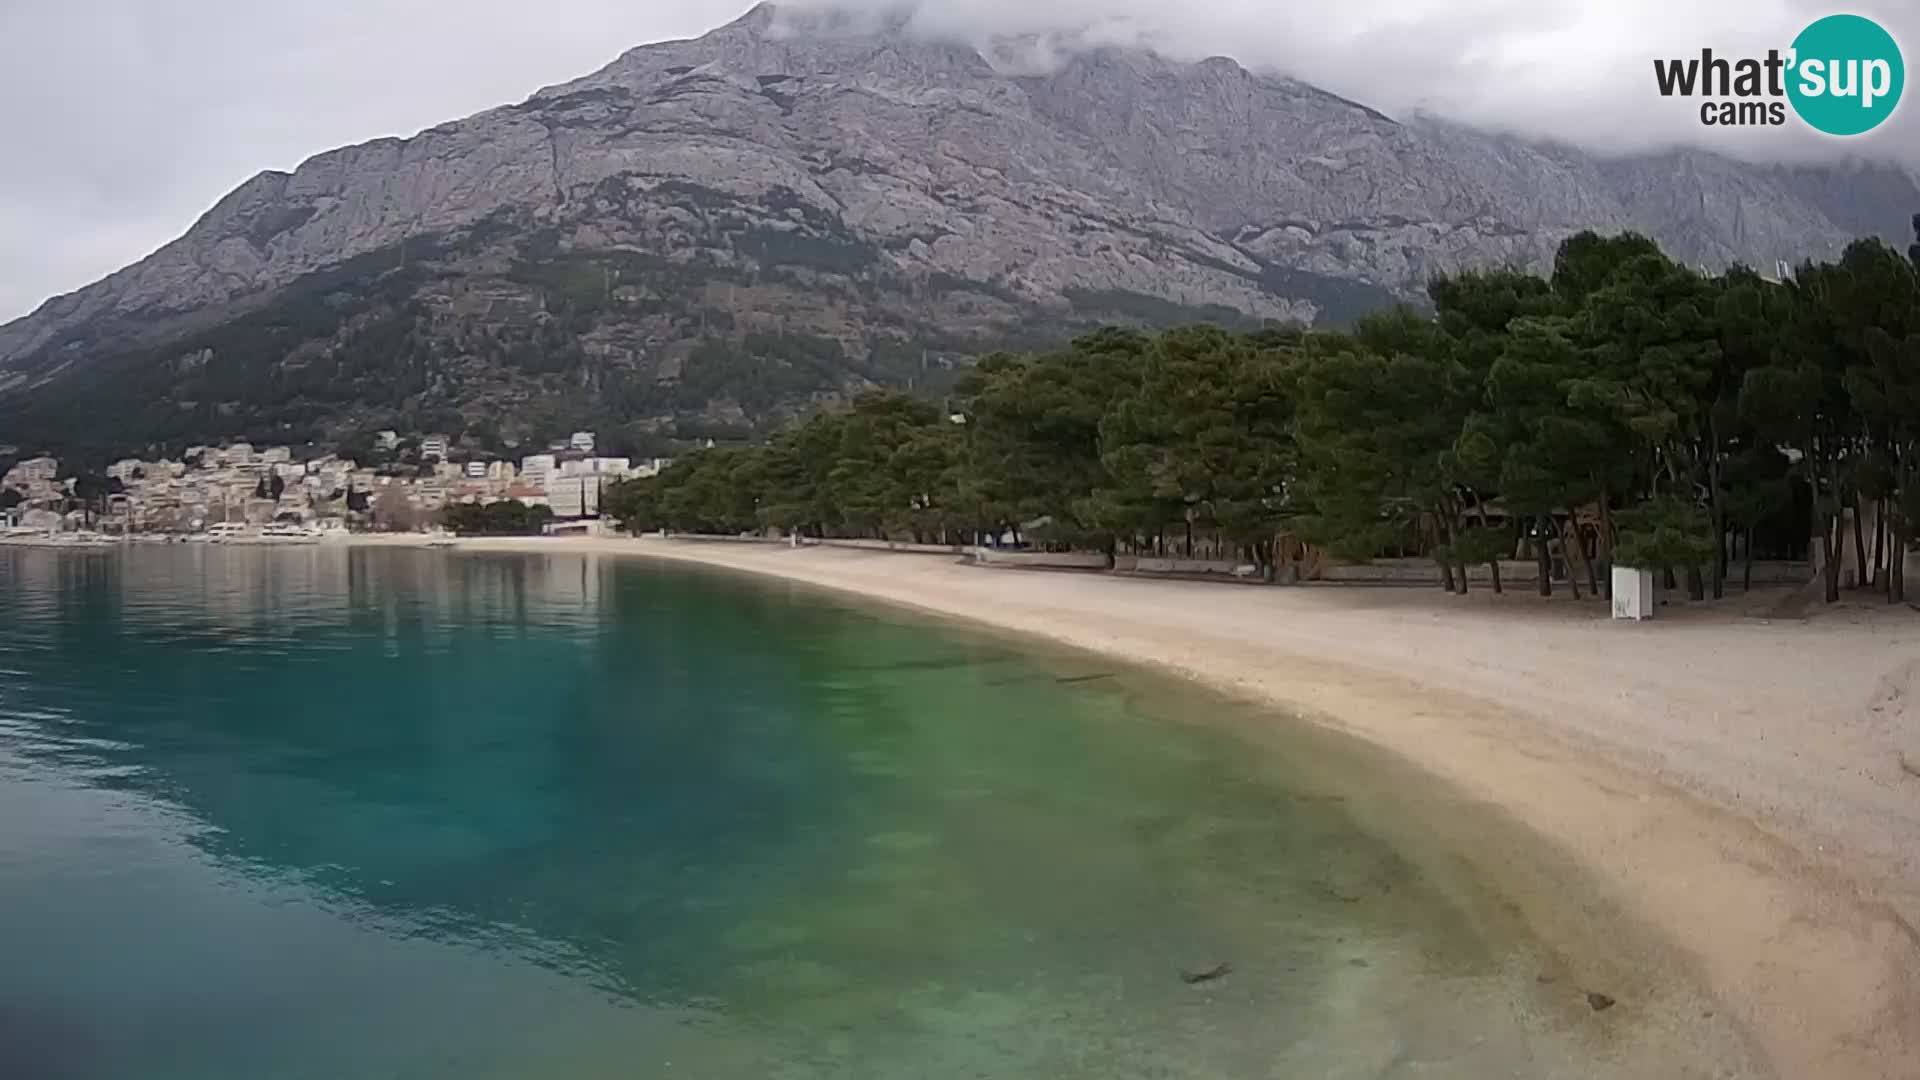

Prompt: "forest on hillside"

[606,221,1920,606]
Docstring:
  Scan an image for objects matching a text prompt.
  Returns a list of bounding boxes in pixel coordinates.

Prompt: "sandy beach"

[363,532,1920,1076]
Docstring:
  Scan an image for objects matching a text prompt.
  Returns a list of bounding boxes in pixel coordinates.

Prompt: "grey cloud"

[777,0,1917,162]
[2,0,1915,322]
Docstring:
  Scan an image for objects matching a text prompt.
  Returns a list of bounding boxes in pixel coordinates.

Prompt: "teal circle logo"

[1787,14,1904,136]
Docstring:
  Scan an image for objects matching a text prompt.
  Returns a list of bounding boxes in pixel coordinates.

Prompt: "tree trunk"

[1427,515,1451,592]
[1901,463,1916,604]
[1562,519,1589,601]
[1470,492,1503,595]
[1822,511,1843,604]
[1892,526,1907,604]
[1686,563,1706,602]
[1852,496,1870,591]
[1872,499,1887,593]
[1709,426,1726,600]
[1743,527,1755,593]
[1441,508,1468,595]
[1536,515,1553,598]
[1597,489,1615,598]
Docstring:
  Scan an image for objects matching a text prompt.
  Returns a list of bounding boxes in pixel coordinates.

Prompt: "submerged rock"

[1180,963,1233,985]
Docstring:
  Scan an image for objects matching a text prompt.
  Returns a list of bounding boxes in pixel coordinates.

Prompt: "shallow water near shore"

[0,546,1760,1078]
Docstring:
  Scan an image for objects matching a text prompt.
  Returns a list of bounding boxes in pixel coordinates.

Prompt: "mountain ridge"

[2,1,1916,455]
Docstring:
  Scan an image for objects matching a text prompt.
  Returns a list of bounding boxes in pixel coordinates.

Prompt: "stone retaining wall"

[969,548,1111,570]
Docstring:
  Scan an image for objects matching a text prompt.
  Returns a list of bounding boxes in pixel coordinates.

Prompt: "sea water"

[0,546,1759,1078]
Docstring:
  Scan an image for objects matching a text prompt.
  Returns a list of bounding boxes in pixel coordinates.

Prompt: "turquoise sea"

[0,546,1755,1078]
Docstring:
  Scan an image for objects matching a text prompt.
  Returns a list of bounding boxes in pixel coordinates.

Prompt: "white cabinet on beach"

[1611,566,1656,621]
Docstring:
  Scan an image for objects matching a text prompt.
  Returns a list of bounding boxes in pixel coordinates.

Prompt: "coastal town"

[0,431,672,540]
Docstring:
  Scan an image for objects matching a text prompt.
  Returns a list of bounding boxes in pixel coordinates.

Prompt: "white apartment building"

[556,457,634,480]
[4,456,59,488]
[520,454,557,485]
[546,475,602,519]
[465,461,489,479]
[421,435,449,460]
[569,431,597,454]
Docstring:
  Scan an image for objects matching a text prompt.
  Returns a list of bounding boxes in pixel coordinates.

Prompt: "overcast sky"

[1,0,1914,323]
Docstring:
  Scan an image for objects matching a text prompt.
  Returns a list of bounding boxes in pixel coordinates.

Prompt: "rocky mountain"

[3,1,1916,459]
